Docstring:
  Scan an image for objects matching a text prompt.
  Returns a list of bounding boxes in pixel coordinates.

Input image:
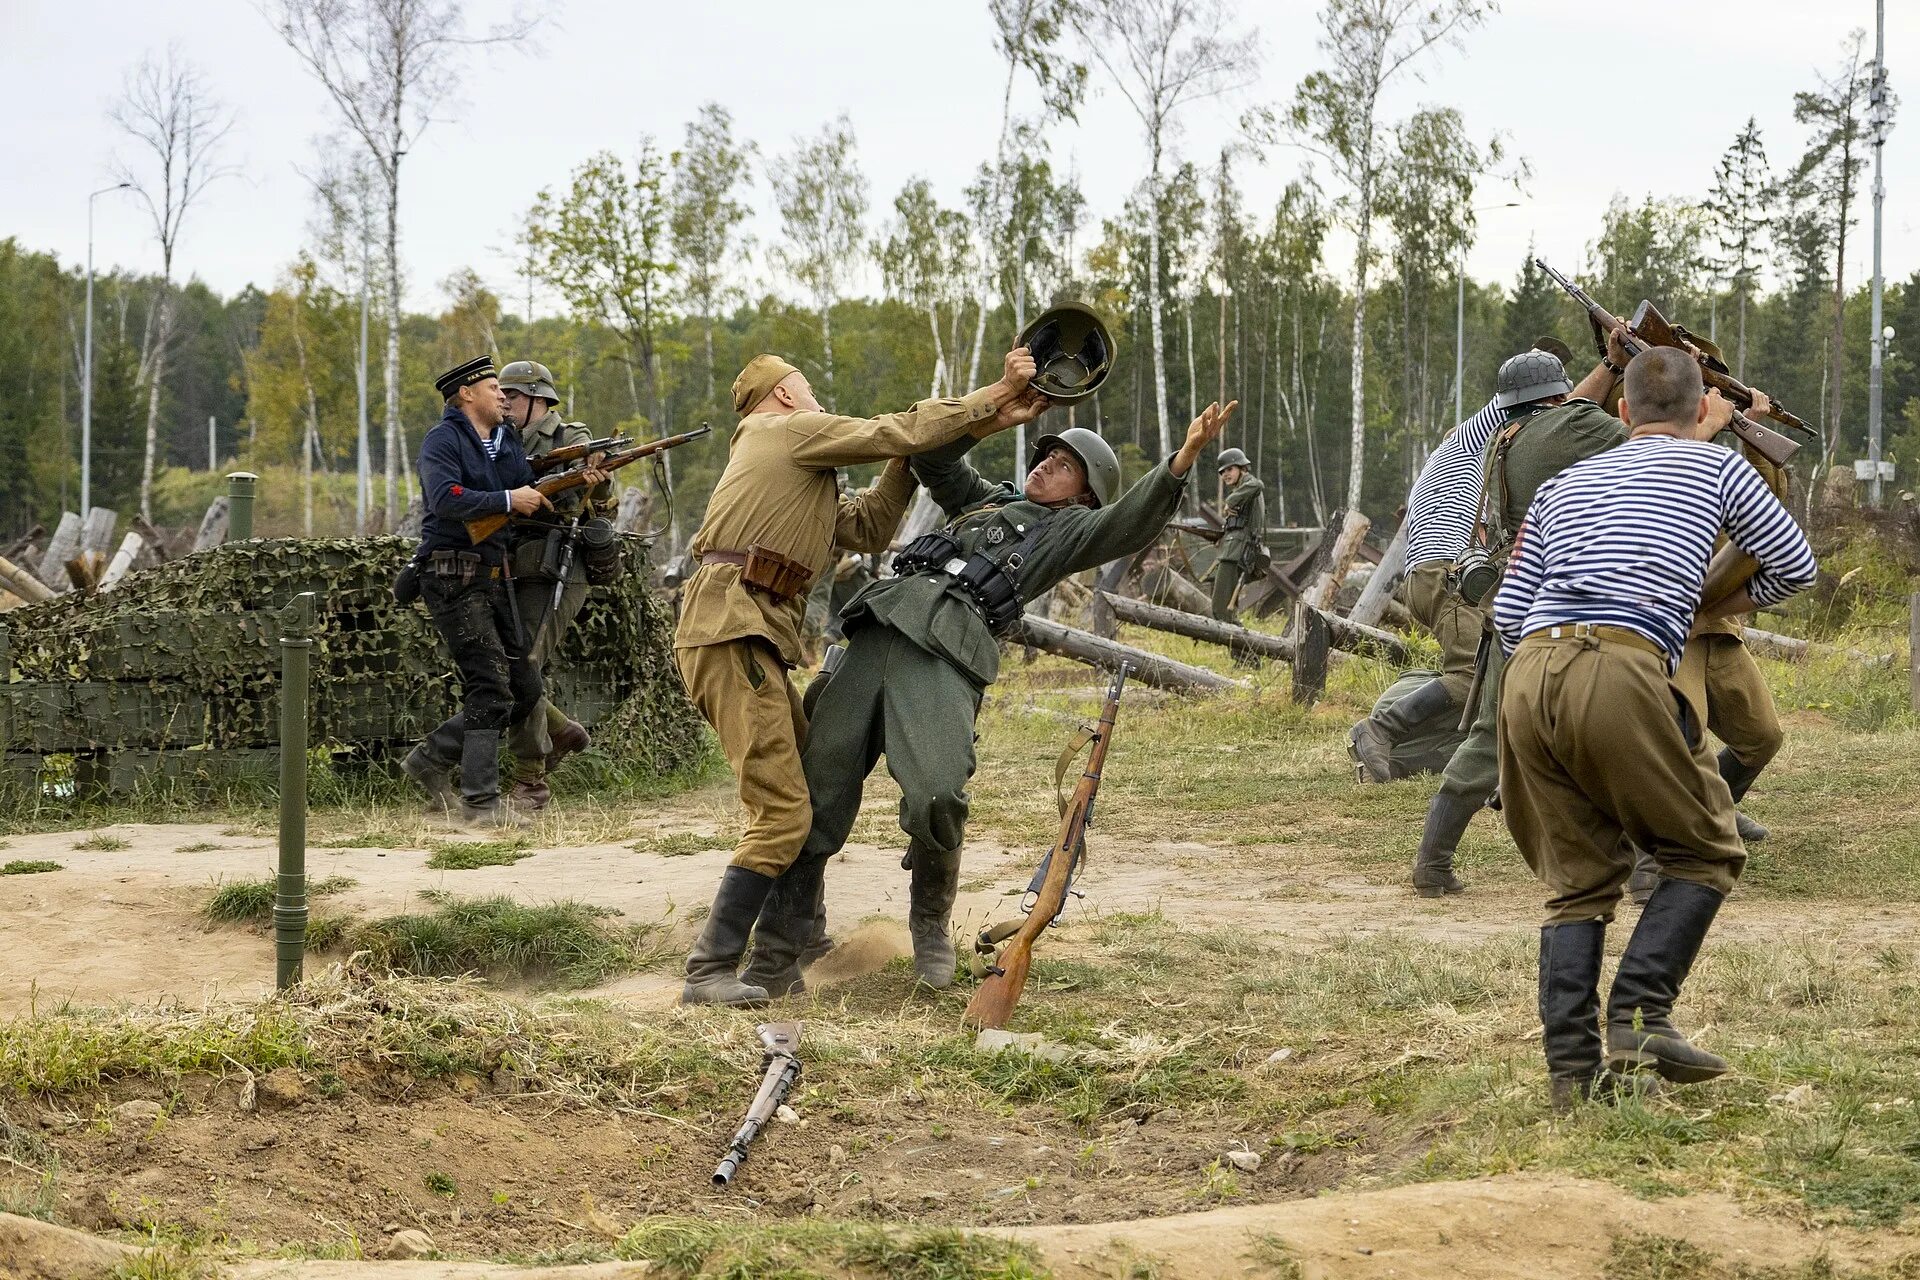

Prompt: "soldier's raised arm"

[833,458,918,553]
[782,348,1047,470]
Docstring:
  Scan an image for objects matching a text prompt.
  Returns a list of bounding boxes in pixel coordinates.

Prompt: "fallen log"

[1349,521,1408,627]
[39,511,82,591]
[1009,613,1246,694]
[1139,555,1214,616]
[0,553,56,604]
[1291,604,1332,705]
[1302,604,1412,666]
[1742,625,1892,667]
[1303,510,1371,608]
[1101,591,1299,663]
[99,532,148,589]
[1085,557,1133,638]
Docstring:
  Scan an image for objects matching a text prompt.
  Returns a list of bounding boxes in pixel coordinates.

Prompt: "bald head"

[1621,347,1703,428]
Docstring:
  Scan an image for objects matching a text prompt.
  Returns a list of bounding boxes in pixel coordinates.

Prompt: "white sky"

[5,0,1913,320]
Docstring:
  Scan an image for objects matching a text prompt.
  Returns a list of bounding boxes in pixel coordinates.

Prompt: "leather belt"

[1522,622,1664,658]
[701,551,750,569]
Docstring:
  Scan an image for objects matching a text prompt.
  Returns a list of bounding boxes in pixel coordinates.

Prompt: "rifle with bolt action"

[1628,301,1814,438]
[465,425,712,544]
[712,1022,801,1188]
[528,434,632,475]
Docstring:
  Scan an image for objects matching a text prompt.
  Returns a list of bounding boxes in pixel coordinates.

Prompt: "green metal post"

[275,591,315,990]
[227,471,259,542]
[0,624,11,794]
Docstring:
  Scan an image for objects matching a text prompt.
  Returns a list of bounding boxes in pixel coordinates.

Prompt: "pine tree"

[1708,119,1772,378]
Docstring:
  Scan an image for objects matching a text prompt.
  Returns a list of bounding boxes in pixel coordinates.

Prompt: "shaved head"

[1622,347,1703,427]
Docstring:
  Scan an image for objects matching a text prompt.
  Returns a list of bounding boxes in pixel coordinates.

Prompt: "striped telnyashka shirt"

[1402,398,1504,568]
[1492,434,1817,670]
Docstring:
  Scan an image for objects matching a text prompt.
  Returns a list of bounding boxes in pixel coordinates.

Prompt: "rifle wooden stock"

[1699,545,1761,617]
[1533,261,1801,468]
[964,665,1128,1031]
[528,435,630,474]
[1631,302,1813,436]
[464,425,711,544]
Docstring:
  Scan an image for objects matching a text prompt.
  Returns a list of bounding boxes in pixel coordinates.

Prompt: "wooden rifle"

[1629,301,1814,437]
[528,434,632,475]
[964,664,1129,1030]
[1533,259,1801,468]
[465,425,711,544]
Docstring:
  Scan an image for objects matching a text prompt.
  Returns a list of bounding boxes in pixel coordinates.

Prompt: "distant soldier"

[1409,337,1630,895]
[743,401,1240,996]
[401,356,552,829]
[1494,349,1815,1109]
[1208,447,1265,629]
[498,359,611,810]
[1350,337,1574,783]
[676,347,1050,1006]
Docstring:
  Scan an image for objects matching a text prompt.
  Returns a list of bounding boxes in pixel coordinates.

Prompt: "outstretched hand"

[1171,400,1241,477]
[988,386,1052,433]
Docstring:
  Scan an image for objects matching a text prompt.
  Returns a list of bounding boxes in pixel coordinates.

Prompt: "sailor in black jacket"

[401,356,553,828]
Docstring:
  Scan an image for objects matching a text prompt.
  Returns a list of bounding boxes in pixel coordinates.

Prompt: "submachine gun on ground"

[712,1022,801,1188]
[1532,259,1802,468]
[463,424,713,544]
[965,664,1130,1031]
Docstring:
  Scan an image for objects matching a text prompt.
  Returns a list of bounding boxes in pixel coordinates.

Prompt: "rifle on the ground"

[528,434,632,475]
[465,425,711,544]
[1628,302,1814,440]
[1533,260,1800,467]
[965,664,1129,1031]
[712,1022,801,1188]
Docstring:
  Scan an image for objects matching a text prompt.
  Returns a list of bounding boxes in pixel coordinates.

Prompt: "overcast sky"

[6,0,1913,327]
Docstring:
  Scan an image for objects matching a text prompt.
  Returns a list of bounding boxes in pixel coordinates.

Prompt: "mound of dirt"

[0,1212,135,1280]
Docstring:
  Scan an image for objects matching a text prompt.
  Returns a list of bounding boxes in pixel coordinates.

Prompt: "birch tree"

[1280,0,1487,513]
[670,103,755,402]
[267,0,537,527]
[110,47,235,521]
[1079,0,1257,457]
[770,116,868,409]
[877,179,973,398]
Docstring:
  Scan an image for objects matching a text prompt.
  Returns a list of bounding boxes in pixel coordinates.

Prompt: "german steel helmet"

[1493,349,1573,410]
[498,359,560,402]
[1019,302,1114,403]
[1029,427,1120,508]
[1216,447,1251,473]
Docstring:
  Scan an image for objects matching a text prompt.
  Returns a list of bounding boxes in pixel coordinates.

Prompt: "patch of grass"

[204,875,356,924]
[634,830,733,857]
[346,895,667,986]
[425,839,534,870]
[614,1217,1044,1280]
[74,832,129,852]
[423,1170,457,1198]
[317,832,414,850]
[0,1106,61,1220]
[1,860,62,875]
[1605,1234,1724,1280]
[173,842,223,854]
[1242,1233,1304,1279]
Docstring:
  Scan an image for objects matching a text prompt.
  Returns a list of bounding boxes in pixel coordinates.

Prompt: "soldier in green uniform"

[498,360,611,810]
[1410,338,1630,896]
[1209,447,1265,627]
[743,400,1241,993]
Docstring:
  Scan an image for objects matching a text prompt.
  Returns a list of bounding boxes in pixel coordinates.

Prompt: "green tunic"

[1218,474,1265,564]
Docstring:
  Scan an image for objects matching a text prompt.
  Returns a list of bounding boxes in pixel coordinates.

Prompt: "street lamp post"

[1867,0,1891,508]
[82,183,132,515]
[1455,202,1523,426]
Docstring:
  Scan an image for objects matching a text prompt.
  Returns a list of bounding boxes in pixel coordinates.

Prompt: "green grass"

[607,1217,1045,1280]
[1603,1231,1920,1279]
[425,839,534,870]
[73,832,130,852]
[1,860,63,875]
[344,895,668,986]
[203,875,356,924]
[633,830,733,857]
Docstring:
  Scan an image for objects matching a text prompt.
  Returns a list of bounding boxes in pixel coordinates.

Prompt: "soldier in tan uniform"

[677,347,1048,1005]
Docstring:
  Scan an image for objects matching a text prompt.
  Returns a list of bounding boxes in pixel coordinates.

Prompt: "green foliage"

[614,1217,1045,1280]
[73,833,130,851]
[424,839,533,870]
[0,860,62,875]
[204,874,354,924]
[344,895,668,986]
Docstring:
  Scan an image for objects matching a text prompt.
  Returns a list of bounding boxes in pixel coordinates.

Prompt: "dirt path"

[5,793,1919,1014]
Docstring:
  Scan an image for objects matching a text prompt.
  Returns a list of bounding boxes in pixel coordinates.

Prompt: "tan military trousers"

[1676,632,1783,770]
[1404,560,1484,705]
[675,637,810,877]
[1498,632,1746,924]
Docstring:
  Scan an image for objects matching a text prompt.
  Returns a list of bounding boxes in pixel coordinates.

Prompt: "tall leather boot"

[1412,789,1477,897]
[1539,919,1607,1112]
[402,743,459,814]
[1718,748,1769,842]
[907,840,962,989]
[1350,677,1457,783]
[740,858,826,998]
[1626,842,1660,905]
[458,729,530,830]
[683,866,777,1006]
[1607,878,1730,1083]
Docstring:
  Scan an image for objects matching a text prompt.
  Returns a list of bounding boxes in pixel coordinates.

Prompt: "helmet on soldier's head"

[1216,447,1251,474]
[1494,349,1574,410]
[498,360,560,403]
[1019,303,1114,402]
[1028,427,1120,508]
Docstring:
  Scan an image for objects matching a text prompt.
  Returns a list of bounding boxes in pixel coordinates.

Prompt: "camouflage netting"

[0,537,706,795]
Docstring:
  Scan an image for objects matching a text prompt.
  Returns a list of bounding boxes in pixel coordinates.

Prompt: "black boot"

[741,858,827,998]
[1626,842,1660,905]
[457,729,529,829]
[907,841,961,989]
[1412,789,1477,896]
[1607,878,1730,1084]
[1718,748,1770,842]
[1539,920,1608,1112]
[402,743,459,814]
[683,866,777,1006]
[1350,678,1457,783]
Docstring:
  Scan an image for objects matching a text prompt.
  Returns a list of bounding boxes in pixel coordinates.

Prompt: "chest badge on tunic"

[987,526,1006,546]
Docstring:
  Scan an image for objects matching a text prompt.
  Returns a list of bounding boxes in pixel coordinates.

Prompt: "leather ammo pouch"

[426,549,486,585]
[392,558,424,604]
[894,530,1026,636]
[742,544,813,603]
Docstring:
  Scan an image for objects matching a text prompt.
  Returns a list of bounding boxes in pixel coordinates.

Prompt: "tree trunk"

[383,172,404,530]
[138,293,173,522]
[1828,210,1848,447]
[927,304,946,398]
[1184,297,1197,424]
[1009,612,1245,693]
[1145,154,1171,458]
[1101,591,1308,664]
[1347,188,1371,511]
[1304,510,1372,609]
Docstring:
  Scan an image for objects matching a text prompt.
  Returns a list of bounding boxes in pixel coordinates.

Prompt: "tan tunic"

[675,390,999,666]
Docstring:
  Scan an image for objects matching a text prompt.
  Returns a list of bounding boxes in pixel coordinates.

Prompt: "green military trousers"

[1210,559,1244,624]
[795,623,984,867]
[1434,630,1503,806]
[506,572,589,778]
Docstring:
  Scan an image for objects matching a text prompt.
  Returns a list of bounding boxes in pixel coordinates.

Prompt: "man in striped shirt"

[1493,347,1816,1110]
[1350,338,1573,784]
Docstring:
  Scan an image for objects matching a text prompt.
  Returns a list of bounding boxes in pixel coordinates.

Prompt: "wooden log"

[1086,557,1133,638]
[192,496,231,552]
[1303,510,1371,608]
[1139,555,1213,616]
[0,588,22,612]
[1101,591,1299,662]
[1008,613,1246,694]
[132,514,174,562]
[39,511,82,591]
[0,553,56,604]
[79,506,118,560]
[1742,625,1892,667]
[100,533,147,589]
[1290,603,1331,705]
[1912,595,1920,716]
[1381,596,1415,629]
[1,523,46,564]
[64,553,100,594]
[1349,520,1408,627]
